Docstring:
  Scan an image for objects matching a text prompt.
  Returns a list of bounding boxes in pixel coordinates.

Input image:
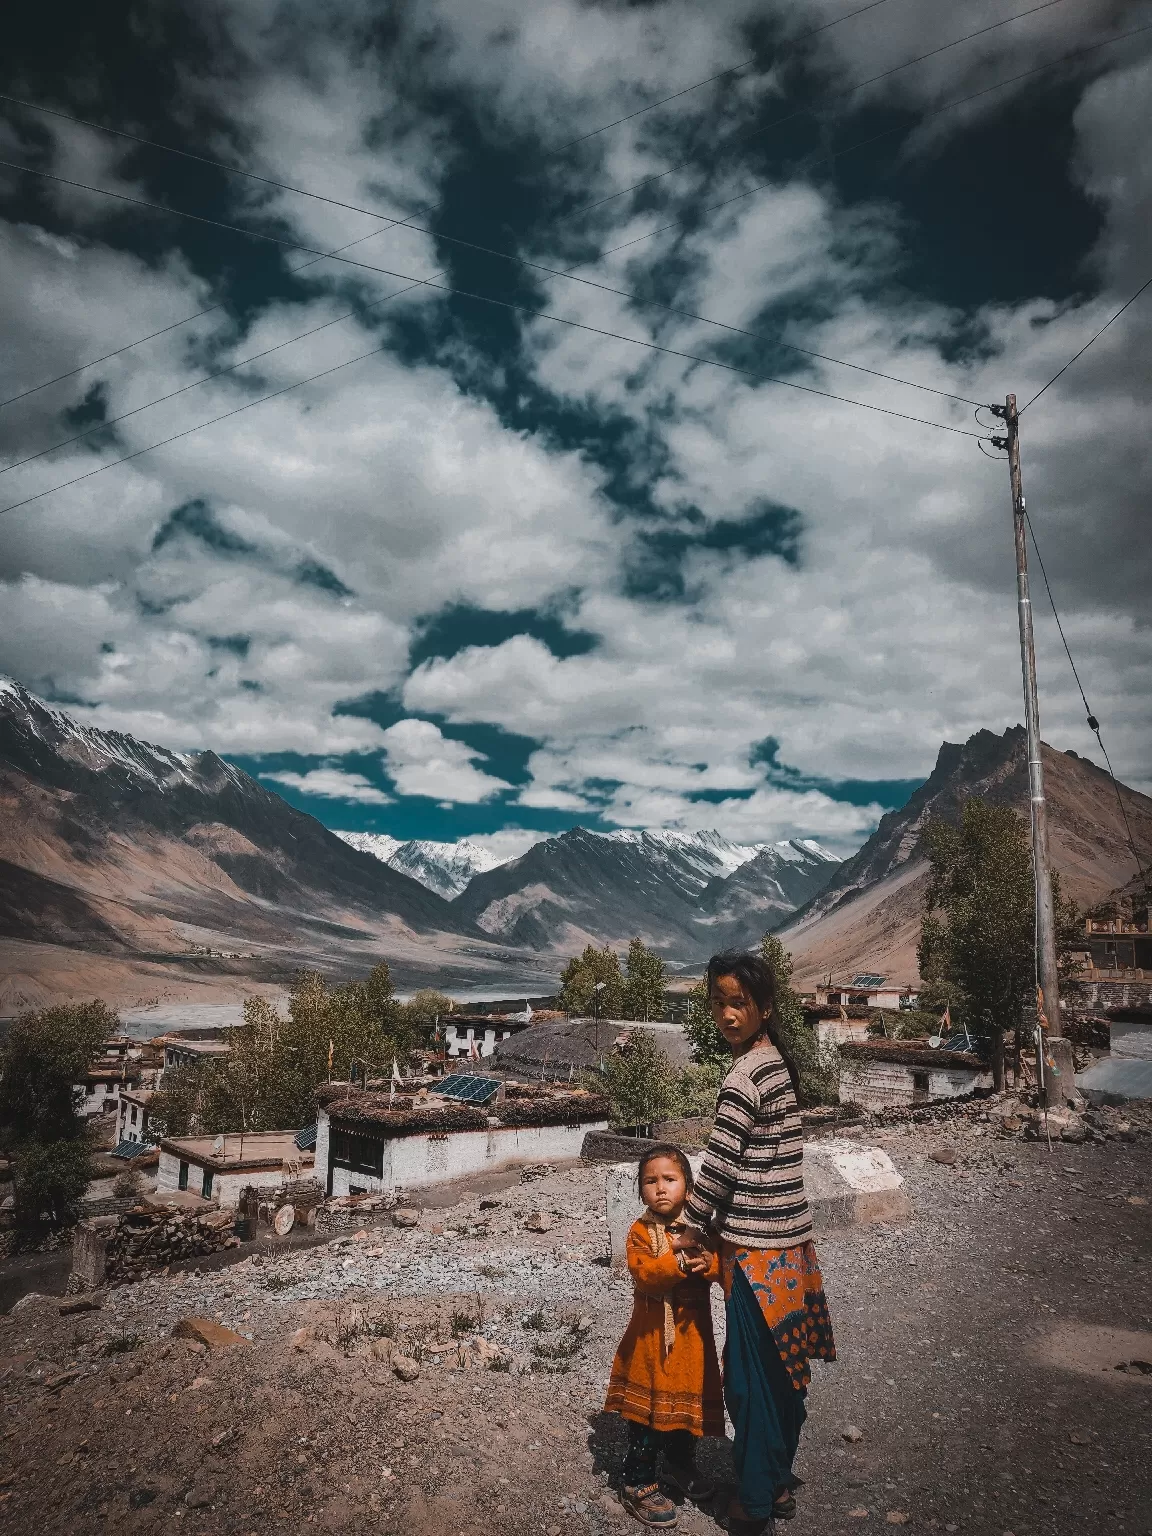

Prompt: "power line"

[0,250,986,520]
[589,20,1152,265]
[1024,508,1146,885]
[1,14,1142,506]
[549,0,899,152]
[566,0,1072,222]
[5,3,1136,438]
[0,159,985,440]
[0,225,401,411]
[4,23,1029,411]
[0,273,428,476]
[0,0,899,411]
[1020,272,1152,411]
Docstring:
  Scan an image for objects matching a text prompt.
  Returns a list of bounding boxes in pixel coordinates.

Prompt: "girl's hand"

[668,1229,701,1253]
[673,1224,711,1251]
[681,1251,711,1275]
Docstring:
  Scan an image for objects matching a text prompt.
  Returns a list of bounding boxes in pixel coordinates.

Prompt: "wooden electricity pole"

[993,394,1073,1107]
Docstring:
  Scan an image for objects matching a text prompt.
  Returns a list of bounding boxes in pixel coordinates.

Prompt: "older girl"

[682,950,836,1536]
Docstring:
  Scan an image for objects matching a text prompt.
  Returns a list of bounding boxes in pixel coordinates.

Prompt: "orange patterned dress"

[604,1217,725,1436]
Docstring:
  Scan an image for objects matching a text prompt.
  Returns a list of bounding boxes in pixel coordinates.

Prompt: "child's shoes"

[662,1462,716,1504]
[620,1482,679,1527]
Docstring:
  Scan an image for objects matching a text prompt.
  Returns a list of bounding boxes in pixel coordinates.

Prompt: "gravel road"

[0,1112,1148,1536]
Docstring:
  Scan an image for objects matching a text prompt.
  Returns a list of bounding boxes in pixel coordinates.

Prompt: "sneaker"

[620,1482,679,1528]
[662,1462,716,1503]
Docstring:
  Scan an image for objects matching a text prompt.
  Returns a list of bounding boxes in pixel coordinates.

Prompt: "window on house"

[178,1161,189,1191]
[912,1069,930,1105]
[330,1125,384,1178]
[202,1168,214,1199]
[131,1106,138,1124]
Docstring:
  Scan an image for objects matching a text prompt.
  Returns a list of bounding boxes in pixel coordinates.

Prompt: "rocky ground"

[0,1106,1150,1536]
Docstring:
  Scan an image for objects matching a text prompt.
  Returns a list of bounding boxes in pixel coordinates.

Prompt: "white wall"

[443,1025,514,1059]
[156,1150,308,1207]
[839,1059,991,1112]
[319,1108,609,1197]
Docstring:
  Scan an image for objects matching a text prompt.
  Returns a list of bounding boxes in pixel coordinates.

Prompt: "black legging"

[623,1422,697,1485]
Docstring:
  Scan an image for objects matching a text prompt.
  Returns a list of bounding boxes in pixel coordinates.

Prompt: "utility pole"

[991,394,1073,1108]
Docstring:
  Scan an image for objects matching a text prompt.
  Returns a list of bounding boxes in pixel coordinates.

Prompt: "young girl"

[604,1144,724,1529]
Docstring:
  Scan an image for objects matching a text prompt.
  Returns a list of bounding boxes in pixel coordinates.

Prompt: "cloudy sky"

[2,0,1149,862]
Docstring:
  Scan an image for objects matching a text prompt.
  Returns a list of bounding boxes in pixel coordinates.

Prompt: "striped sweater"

[684,1041,812,1247]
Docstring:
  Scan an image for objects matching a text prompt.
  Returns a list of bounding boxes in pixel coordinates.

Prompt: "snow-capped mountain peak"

[336,833,501,899]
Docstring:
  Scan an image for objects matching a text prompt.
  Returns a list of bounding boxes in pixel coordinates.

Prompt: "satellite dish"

[928,1036,942,1049]
[212,1134,225,1154]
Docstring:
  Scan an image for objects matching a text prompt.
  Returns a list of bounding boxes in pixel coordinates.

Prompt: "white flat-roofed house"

[156,1130,314,1206]
[116,1088,156,1146]
[815,975,919,1011]
[838,1041,991,1111]
[443,1014,530,1059]
[315,1081,609,1198]
[156,1034,230,1076]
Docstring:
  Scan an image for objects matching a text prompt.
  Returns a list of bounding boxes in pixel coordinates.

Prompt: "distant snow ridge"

[336,832,501,899]
[337,825,838,901]
[0,676,247,794]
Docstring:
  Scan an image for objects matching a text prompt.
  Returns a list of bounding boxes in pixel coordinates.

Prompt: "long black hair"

[705,948,803,1103]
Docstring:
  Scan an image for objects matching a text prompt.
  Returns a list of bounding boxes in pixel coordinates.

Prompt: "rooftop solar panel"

[438,1074,501,1105]
[295,1123,317,1150]
[851,974,888,988]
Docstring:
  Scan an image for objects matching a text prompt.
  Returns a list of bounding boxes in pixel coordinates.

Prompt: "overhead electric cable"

[1020,273,1152,410]
[0,160,991,431]
[550,0,899,151]
[1,40,1011,410]
[566,0,1073,221]
[1,15,1143,486]
[0,274,431,475]
[1023,510,1146,885]
[0,253,986,520]
[2,15,1143,507]
[2,2,1088,415]
[589,21,1152,265]
[0,0,902,409]
[0,225,402,411]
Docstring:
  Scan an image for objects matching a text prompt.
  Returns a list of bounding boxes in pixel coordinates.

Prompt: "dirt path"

[0,1119,1148,1536]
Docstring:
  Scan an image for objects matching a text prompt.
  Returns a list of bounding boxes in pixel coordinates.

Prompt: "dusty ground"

[0,1114,1150,1536]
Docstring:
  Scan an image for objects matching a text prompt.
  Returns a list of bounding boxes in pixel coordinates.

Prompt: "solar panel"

[110,1139,150,1159]
[852,973,887,988]
[437,1074,501,1105]
[294,1123,317,1150]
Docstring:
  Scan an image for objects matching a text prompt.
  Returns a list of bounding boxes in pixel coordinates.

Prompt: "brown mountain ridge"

[781,726,1152,988]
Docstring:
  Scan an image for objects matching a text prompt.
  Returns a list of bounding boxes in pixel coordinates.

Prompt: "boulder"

[391,1353,421,1382]
[391,1207,420,1228]
[172,1317,250,1351]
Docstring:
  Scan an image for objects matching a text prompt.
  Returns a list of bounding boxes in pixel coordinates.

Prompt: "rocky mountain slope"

[335,832,502,899]
[780,726,1152,987]
[449,826,839,959]
[0,680,544,1007]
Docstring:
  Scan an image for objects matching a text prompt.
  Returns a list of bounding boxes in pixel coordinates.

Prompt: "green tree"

[601,1028,677,1129]
[917,797,1082,1048]
[759,934,838,1106]
[559,945,625,1018]
[0,1000,118,1141]
[10,1139,92,1226]
[672,1061,724,1118]
[682,981,728,1067]
[621,937,667,1022]
[151,965,408,1137]
[399,989,455,1046]
[0,1000,118,1226]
